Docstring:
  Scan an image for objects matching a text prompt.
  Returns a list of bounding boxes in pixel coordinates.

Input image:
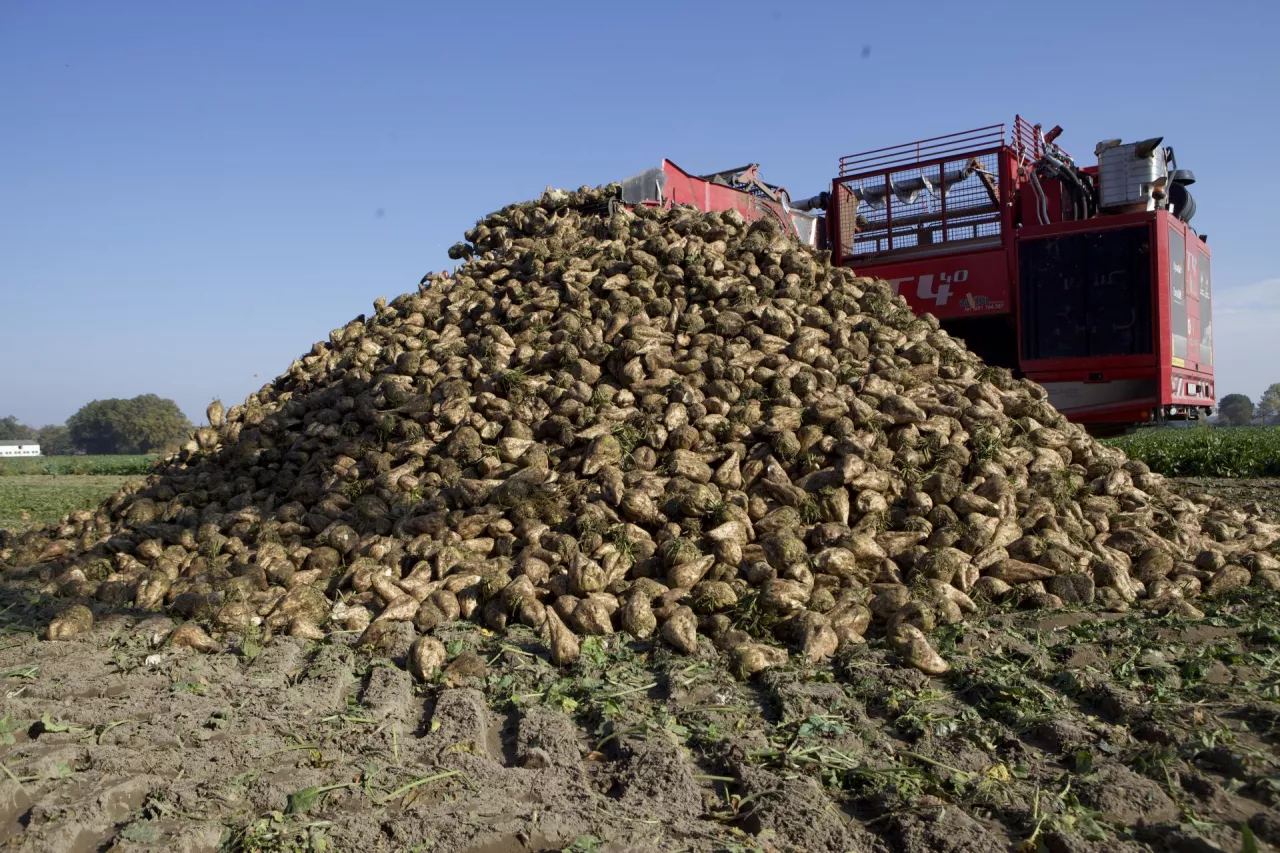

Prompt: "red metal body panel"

[850,250,1012,319]
[631,160,825,246]
[654,161,796,233]
[1166,213,1215,406]
[659,161,761,219]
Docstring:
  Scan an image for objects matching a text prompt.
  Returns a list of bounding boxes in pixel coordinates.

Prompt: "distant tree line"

[1,395,193,455]
[1216,385,1280,426]
[0,417,73,455]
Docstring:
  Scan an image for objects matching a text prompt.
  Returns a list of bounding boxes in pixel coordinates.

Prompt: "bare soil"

[1170,478,1280,521]
[0,478,1278,853]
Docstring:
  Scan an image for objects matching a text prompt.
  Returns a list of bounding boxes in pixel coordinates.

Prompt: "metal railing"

[1011,115,1046,163]
[832,120,1038,263]
[838,124,1006,177]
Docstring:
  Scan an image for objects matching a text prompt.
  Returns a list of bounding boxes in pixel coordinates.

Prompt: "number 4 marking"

[918,274,951,307]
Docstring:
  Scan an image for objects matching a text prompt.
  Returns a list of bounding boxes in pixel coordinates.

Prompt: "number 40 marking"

[890,270,968,307]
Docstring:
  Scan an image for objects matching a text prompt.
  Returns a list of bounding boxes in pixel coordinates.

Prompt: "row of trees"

[1,395,193,455]
[1217,384,1280,426]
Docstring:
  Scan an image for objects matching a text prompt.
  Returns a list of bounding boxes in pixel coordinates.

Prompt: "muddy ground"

[1171,479,1280,522]
[1,479,1279,853]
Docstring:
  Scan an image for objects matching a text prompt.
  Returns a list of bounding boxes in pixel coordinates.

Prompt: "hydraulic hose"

[1029,171,1049,225]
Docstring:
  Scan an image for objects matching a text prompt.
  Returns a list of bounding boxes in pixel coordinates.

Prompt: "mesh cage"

[838,151,1004,261]
[835,124,1008,263]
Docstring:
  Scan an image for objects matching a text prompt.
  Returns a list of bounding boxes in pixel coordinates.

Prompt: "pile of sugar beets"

[5,186,1280,680]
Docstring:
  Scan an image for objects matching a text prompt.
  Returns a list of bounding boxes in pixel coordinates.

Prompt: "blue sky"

[2,0,1277,427]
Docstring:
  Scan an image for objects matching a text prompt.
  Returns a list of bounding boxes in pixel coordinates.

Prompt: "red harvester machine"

[617,116,1213,434]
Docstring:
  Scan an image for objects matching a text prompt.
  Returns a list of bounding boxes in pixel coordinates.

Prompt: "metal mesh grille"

[837,151,1003,261]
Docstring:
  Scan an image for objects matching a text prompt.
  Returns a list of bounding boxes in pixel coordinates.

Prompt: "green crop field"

[0,475,134,533]
[0,454,157,477]
[1105,426,1280,478]
[0,457,157,531]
